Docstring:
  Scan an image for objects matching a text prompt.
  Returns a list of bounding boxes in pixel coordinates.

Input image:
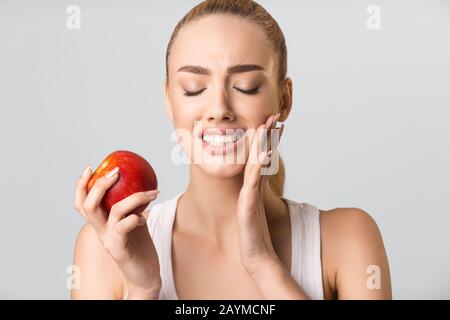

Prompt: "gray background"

[0,0,449,299]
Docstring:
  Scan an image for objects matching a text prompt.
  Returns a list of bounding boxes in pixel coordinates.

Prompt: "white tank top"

[127,192,324,300]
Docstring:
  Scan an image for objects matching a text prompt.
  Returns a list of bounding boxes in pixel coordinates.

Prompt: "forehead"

[169,14,276,75]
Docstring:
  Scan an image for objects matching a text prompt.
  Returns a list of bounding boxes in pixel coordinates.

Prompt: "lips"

[195,127,246,156]
[197,127,246,139]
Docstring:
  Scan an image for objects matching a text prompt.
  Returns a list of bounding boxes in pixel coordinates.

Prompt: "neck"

[175,164,288,250]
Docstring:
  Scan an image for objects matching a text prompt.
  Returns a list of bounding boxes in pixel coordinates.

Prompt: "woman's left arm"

[237,113,392,300]
[320,207,392,299]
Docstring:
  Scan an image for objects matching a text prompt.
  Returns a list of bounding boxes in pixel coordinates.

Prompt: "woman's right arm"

[71,223,127,300]
[71,165,162,300]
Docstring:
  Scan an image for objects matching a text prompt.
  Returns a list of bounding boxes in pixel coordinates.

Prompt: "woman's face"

[165,14,283,178]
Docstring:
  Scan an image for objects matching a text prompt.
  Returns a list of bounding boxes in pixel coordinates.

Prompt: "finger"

[74,165,92,217]
[267,112,280,152]
[141,209,150,220]
[245,124,271,189]
[253,113,277,162]
[246,113,274,171]
[247,149,271,190]
[84,167,119,209]
[248,123,266,165]
[109,190,159,224]
[267,123,283,163]
[262,114,275,140]
[83,166,119,228]
[272,112,280,127]
[115,214,147,235]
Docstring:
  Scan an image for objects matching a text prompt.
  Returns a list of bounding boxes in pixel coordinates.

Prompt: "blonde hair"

[165,0,287,196]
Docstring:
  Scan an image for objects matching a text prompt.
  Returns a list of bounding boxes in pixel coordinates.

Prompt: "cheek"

[257,89,279,111]
[235,92,278,126]
[171,102,200,158]
[172,100,200,130]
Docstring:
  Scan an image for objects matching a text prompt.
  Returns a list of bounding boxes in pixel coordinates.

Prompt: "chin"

[197,161,245,178]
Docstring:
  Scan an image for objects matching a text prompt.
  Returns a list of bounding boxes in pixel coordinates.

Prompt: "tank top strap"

[147,192,183,299]
[284,198,324,300]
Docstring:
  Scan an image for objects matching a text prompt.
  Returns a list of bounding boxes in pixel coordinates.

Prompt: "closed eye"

[183,86,260,97]
[183,88,206,97]
[234,86,260,95]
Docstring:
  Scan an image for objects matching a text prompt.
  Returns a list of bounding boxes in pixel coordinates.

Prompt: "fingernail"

[267,150,273,157]
[265,115,273,129]
[274,112,281,124]
[105,167,119,179]
[82,165,91,177]
[145,190,159,197]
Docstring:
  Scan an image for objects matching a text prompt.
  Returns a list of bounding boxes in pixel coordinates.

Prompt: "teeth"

[202,131,244,146]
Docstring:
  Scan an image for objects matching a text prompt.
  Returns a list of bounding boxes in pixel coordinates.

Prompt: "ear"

[164,79,174,122]
[278,77,293,122]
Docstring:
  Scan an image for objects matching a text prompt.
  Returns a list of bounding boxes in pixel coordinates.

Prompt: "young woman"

[72,0,392,300]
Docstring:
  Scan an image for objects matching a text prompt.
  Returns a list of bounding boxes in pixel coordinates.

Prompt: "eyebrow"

[177,64,265,75]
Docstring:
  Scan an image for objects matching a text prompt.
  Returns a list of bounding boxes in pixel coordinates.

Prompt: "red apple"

[87,150,158,217]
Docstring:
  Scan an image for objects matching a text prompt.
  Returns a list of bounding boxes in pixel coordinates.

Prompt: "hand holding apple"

[74,150,162,299]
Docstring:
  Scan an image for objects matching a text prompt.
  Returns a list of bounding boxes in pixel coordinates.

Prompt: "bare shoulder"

[320,207,381,240]
[71,223,126,299]
[319,207,392,299]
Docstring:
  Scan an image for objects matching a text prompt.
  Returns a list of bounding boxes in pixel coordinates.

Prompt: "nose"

[206,89,236,123]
